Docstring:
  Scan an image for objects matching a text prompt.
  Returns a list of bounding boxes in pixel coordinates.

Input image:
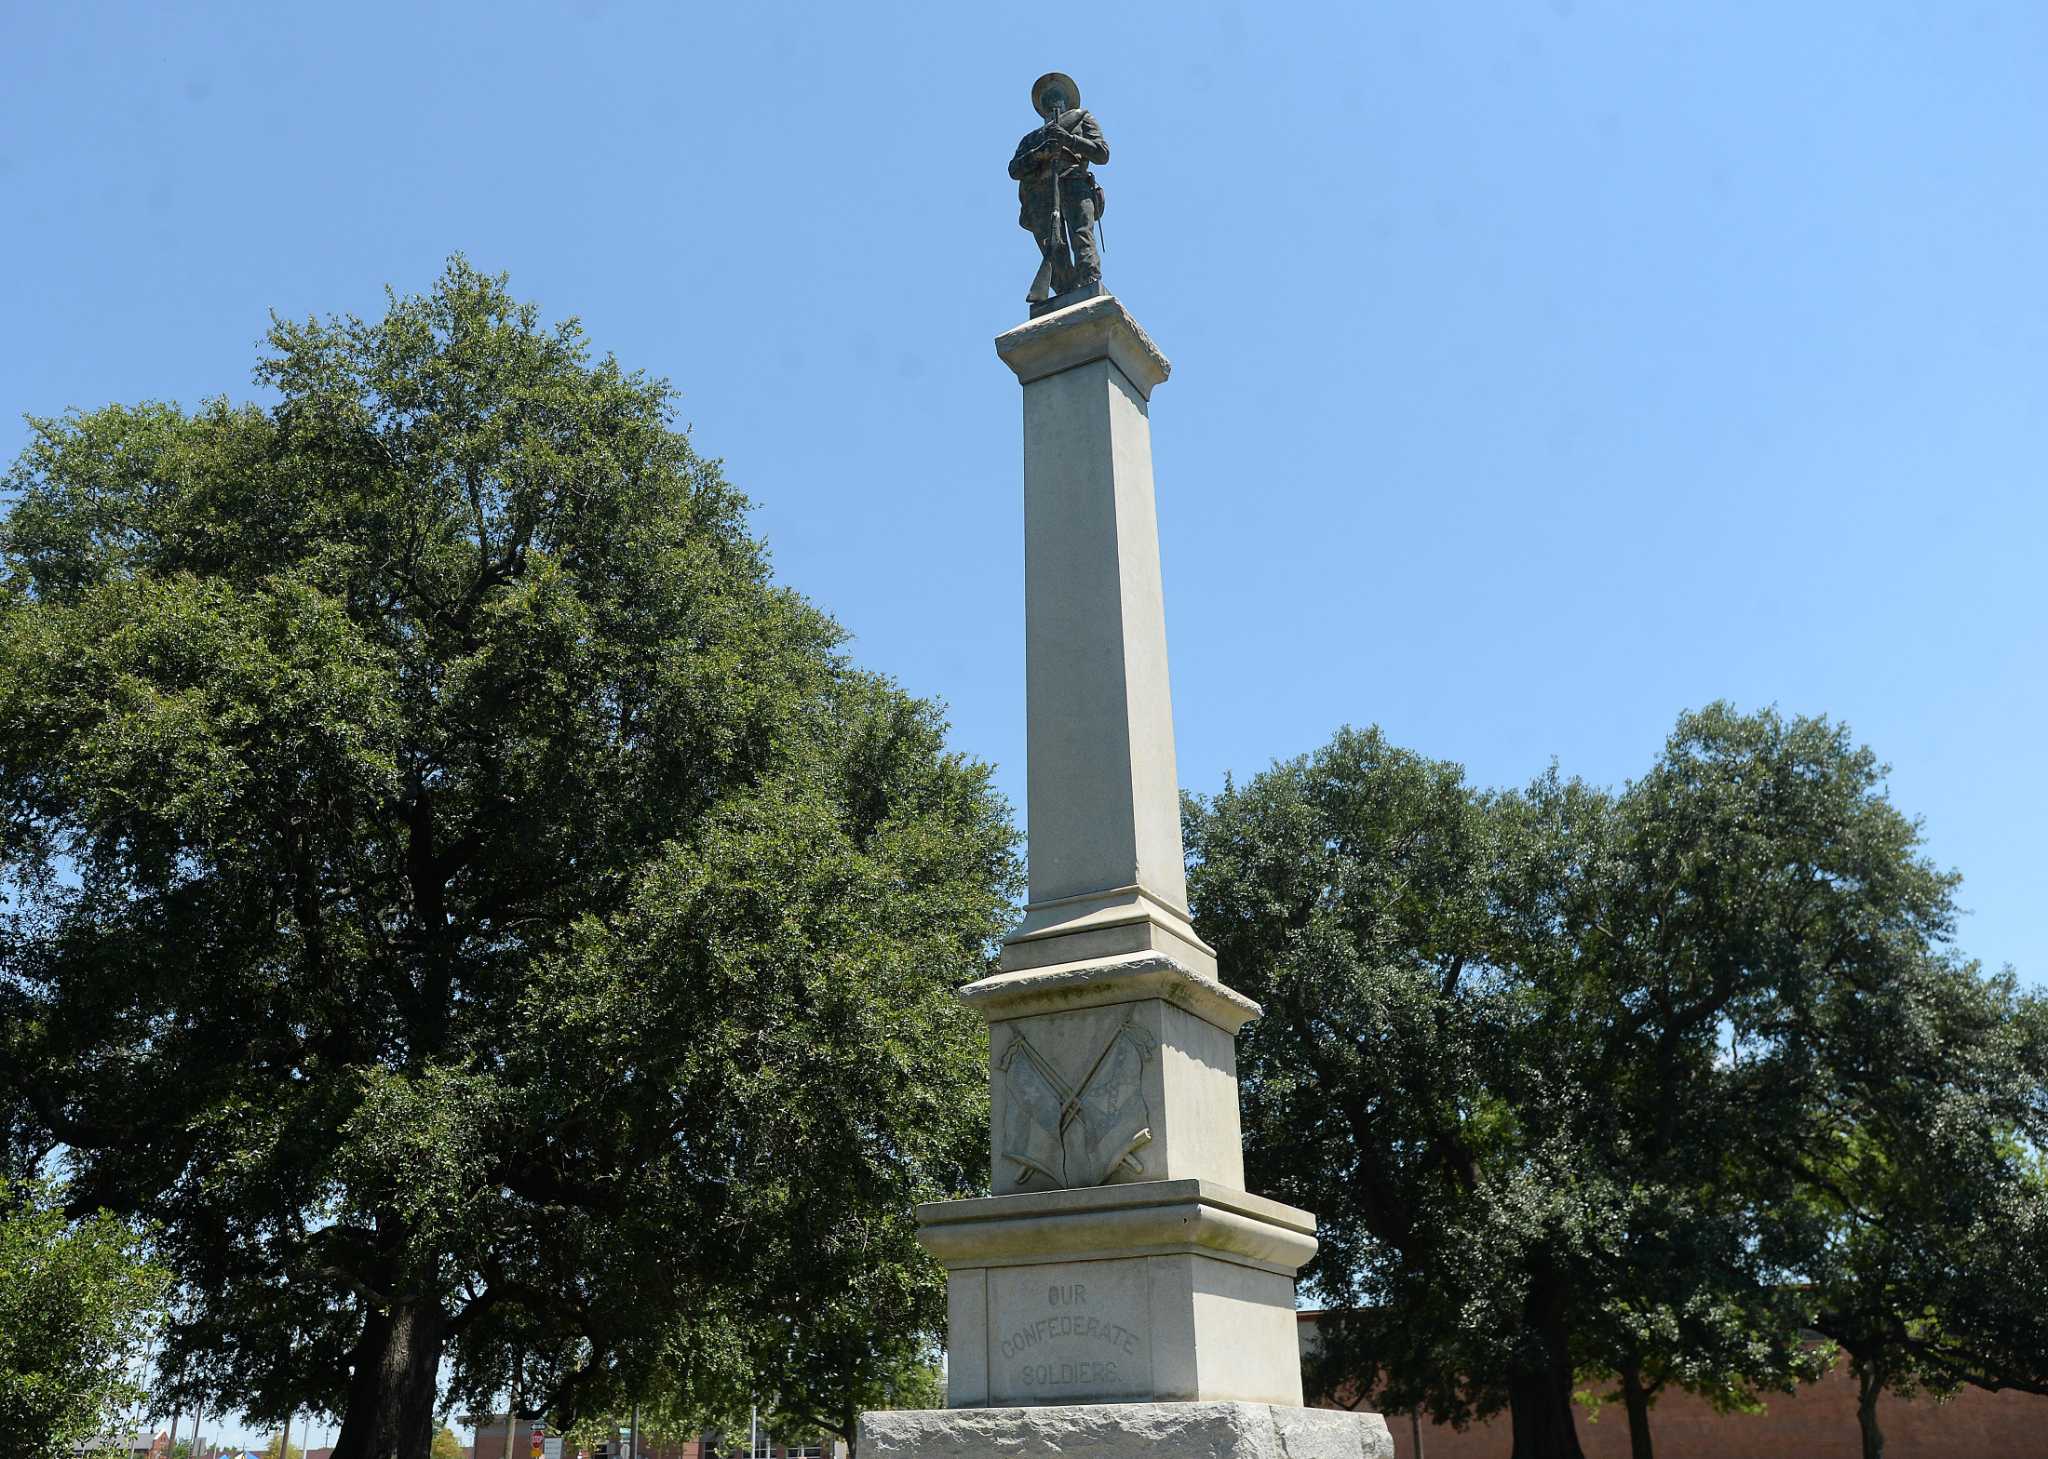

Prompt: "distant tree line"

[1185,709,2048,1459]
[0,1176,166,1458]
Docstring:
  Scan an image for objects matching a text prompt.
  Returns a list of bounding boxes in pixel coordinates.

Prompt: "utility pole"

[501,1361,520,1459]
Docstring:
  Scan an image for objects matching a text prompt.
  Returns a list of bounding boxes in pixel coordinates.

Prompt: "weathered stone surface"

[860,1402,1393,1459]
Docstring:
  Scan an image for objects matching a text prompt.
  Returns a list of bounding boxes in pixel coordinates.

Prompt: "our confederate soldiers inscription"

[1010,71,1109,308]
[989,1265,1152,1404]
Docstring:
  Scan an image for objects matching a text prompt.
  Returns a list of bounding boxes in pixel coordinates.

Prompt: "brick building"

[1299,1314,2048,1458]
[467,1418,542,1459]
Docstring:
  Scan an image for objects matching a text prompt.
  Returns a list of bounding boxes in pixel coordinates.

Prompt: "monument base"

[919,1180,1315,1409]
[860,1402,1393,1459]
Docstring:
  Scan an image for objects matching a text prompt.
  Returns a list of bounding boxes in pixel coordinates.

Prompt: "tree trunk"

[1855,1362,1885,1459]
[331,1299,449,1459]
[1619,1365,1654,1459]
[1506,1275,1585,1459]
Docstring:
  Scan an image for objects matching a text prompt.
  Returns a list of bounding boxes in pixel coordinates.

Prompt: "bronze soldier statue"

[1009,72,1109,307]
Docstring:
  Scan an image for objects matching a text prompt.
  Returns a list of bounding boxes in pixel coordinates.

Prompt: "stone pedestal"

[922,1180,1314,1408]
[864,290,1388,1455]
[938,950,1313,1411]
[861,1403,1393,1459]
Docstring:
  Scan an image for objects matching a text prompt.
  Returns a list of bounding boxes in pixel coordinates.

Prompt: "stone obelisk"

[860,77,1390,1459]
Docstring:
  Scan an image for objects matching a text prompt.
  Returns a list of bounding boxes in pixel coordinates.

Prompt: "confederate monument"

[859,76,1392,1459]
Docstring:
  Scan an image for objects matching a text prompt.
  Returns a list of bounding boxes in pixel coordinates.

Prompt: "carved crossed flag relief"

[998,1013,1156,1189]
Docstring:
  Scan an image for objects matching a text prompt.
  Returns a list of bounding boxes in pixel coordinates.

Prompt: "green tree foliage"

[0,1177,169,1459]
[1791,978,2048,1459]
[0,261,1017,1459]
[751,1301,941,1459]
[1184,709,2048,1459]
[615,1246,943,1459]
[733,1168,946,1456]
[429,1425,463,1459]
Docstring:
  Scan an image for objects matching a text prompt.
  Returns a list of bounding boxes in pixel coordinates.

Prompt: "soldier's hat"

[1031,72,1081,119]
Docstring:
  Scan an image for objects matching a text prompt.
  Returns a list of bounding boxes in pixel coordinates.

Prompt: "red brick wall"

[1364,1358,2048,1459]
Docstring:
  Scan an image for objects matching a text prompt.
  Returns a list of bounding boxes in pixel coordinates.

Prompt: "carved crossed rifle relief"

[998,1014,1156,1189]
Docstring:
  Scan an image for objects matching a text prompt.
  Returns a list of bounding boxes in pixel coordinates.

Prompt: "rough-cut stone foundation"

[860,1403,1392,1459]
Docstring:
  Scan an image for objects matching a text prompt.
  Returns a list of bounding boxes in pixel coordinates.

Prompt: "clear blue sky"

[5,0,2044,1441]
[5,1,2042,967]
[8,1,2046,1053]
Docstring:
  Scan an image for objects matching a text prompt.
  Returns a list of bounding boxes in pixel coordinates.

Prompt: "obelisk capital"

[995,292,1171,398]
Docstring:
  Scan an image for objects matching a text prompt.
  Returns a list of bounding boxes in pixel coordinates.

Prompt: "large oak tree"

[1184,709,2048,1459]
[1,261,1015,1459]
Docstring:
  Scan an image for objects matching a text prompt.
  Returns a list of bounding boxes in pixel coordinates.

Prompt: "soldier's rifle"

[1044,112,1073,273]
